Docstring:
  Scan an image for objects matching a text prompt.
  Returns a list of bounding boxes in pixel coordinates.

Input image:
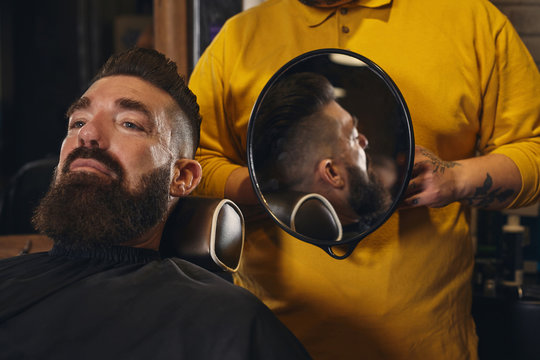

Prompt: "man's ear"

[317,159,345,189]
[169,159,202,197]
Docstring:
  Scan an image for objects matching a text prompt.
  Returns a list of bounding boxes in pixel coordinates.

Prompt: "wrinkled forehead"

[83,75,175,110]
[79,75,177,132]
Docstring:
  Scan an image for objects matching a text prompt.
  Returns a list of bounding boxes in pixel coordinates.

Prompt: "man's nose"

[77,118,109,149]
[358,133,369,149]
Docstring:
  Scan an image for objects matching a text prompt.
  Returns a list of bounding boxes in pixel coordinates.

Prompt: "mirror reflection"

[247,50,413,256]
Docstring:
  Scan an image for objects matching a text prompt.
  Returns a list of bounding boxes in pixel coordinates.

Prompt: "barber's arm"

[404,19,540,210]
[225,167,259,205]
[189,28,246,200]
[190,58,259,206]
[402,146,522,210]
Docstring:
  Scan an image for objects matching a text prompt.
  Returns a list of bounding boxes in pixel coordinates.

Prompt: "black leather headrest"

[0,157,58,235]
[265,192,342,242]
[160,197,244,272]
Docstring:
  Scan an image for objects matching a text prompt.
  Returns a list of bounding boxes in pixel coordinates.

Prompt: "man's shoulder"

[150,258,281,329]
[0,251,51,270]
[416,0,506,22]
[160,258,261,302]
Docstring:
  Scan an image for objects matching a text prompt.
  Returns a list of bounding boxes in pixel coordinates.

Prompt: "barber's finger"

[398,195,421,209]
[411,160,430,177]
[404,180,421,197]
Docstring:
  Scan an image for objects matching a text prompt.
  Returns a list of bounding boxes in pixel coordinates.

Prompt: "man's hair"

[92,47,201,159]
[253,72,340,190]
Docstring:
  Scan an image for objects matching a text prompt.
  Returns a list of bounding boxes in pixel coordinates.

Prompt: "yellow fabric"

[189,0,540,358]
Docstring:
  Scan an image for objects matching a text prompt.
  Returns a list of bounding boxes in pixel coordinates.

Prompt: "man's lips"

[69,158,118,179]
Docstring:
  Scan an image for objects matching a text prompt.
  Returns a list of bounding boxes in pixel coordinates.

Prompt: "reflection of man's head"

[32,48,202,250]
[253,72,390,226]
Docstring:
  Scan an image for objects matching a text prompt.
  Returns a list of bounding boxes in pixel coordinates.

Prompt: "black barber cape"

[0,245,311,359]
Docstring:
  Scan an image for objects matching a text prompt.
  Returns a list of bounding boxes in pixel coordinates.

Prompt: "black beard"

[346,164,392,227]
[32,148,170,250]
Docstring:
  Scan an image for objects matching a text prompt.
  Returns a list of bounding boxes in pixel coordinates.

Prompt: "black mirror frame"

[246,48,414,259]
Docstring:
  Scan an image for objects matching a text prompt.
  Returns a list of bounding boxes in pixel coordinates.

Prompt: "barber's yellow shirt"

[189,0,540,358]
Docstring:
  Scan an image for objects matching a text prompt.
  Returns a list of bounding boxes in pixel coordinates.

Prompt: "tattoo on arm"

[419,149,460,174]
[465,173,515,207]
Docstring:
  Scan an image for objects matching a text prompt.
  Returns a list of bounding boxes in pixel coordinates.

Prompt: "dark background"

[0,1,539,358]
[0,0,244,192]
[0,0,153,191]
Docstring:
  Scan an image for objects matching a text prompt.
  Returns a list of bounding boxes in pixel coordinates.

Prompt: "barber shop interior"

[0,0,539,359]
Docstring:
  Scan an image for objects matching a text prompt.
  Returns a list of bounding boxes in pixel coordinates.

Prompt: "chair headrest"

[265,192,342,242]
[0,157,58,235]
[160,197,245,272]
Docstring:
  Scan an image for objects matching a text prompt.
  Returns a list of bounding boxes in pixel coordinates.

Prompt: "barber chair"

[160,197,244,273]
[0,157,58,235]
[264,192,342,242]
[0,158,244,276]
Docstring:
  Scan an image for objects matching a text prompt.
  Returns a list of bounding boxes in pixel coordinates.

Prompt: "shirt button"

[340,8,348,15]
[342,26,350,33]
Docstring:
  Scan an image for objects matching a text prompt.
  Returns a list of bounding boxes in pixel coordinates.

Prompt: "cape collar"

[49,243,161,264]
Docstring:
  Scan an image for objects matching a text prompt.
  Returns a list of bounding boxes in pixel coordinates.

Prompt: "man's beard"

[346,164,392,227]
[32,147,170,250]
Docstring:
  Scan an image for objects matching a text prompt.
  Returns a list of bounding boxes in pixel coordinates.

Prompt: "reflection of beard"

[32,147,170,250]
[346,164,392,227]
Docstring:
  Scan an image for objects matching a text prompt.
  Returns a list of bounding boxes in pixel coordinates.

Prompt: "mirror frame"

[246,48,414,259]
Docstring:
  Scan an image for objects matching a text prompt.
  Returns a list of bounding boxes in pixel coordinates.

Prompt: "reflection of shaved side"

[253,72,336,191]
[278,112,341,190]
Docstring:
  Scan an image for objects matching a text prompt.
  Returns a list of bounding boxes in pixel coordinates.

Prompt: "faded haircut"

[252,72,339,190]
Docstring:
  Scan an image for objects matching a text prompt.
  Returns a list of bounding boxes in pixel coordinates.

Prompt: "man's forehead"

[322,100,354,129]
[71,76,176,121]
[68,95,152,115]
[84,75,173,106]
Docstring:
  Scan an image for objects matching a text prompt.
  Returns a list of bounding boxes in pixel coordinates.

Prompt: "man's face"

[322,101,391,224]
[323,100,369,180]
[33,75,181,249]
[58,75,177,190]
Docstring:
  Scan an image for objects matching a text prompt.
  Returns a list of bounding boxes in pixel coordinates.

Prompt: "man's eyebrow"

[116,98,152,119]
[352,115,359,128]
[65,96,91,118]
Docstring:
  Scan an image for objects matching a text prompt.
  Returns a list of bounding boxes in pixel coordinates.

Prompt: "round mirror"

[247,49,414,259]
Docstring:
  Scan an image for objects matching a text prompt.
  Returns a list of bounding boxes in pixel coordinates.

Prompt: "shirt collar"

[289,0,393,27]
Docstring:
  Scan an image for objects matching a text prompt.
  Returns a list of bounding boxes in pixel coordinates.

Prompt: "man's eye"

[69,120,85,129]
[123,122,142,131]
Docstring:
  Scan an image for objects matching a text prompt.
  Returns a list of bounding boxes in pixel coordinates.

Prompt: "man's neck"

[120,223,164,251]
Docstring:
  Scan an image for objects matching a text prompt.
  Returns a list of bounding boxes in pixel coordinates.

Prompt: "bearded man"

[0,48,310,360]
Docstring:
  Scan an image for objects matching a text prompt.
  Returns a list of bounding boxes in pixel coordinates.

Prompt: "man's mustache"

[61,147,124,180]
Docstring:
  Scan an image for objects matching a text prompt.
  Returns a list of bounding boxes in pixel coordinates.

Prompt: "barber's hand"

[400,145,462,208]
